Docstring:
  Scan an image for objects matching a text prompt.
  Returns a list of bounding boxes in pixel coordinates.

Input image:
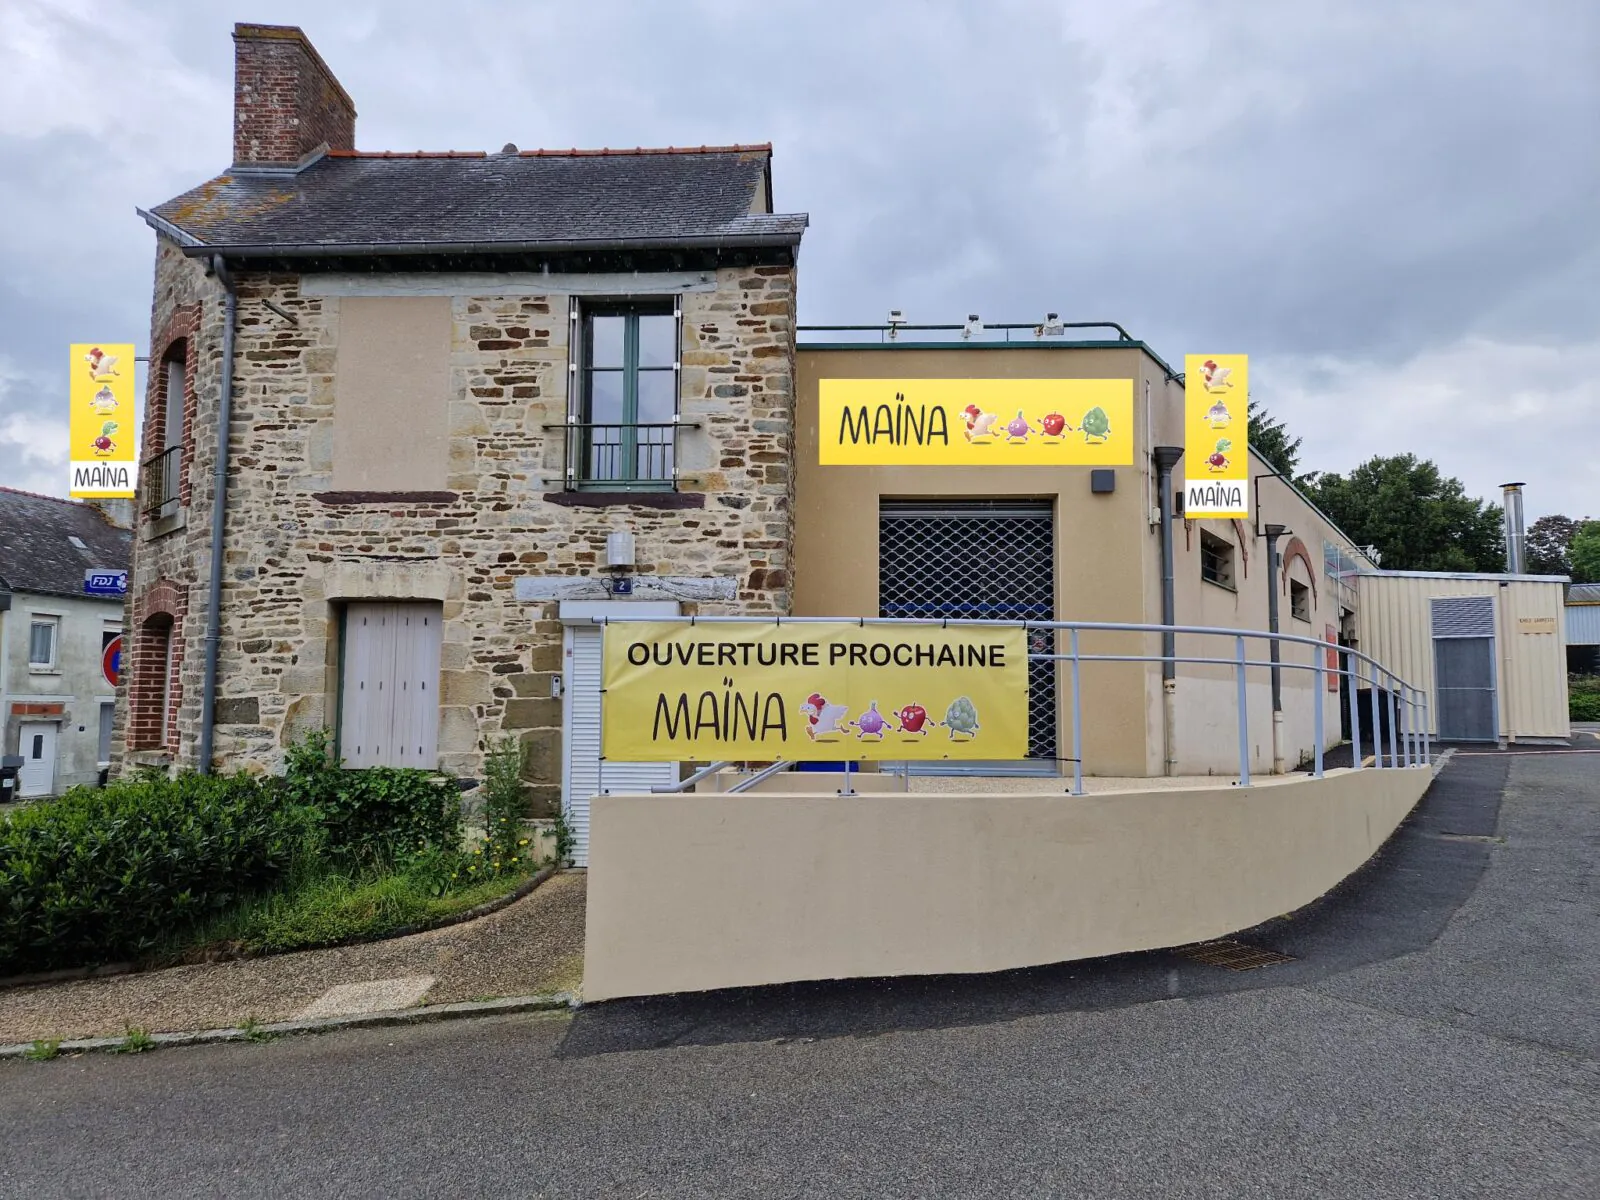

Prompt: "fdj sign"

[601,622,1029,762]
[83,569,128,597]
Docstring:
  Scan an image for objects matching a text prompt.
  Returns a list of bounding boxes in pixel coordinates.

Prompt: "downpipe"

[1153,447,1184,776]
[1264,525,1287,774]
[197,255,237,775]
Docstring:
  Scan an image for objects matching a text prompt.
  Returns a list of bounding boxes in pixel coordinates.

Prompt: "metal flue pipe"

[1500,482,1526,574]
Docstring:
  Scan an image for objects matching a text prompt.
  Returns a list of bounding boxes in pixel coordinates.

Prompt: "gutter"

[174,230,806,259]
[134,207,206,249]
[196,255,238,775]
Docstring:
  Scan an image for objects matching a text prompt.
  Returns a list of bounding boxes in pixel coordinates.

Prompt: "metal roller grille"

[879,502,1057,762]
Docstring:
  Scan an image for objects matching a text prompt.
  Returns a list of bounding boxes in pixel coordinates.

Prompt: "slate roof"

[0,490,131,600]
[148,146,808,255]
[1568,583,1600,605]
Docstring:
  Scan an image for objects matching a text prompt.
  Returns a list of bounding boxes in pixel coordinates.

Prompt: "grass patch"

[112,1025,154,1054]
[158,859,536,963]
[24,1039,61,1062]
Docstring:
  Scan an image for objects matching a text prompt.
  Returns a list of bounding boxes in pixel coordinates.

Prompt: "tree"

[1247,399,1302,480]
[1571,521,1600,584]
[1525,514,1585,576]
[1304,454,1505,573]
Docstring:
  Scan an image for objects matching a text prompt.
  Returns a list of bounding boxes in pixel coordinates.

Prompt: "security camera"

[962,314,983,339]
[1038,312,1065,337]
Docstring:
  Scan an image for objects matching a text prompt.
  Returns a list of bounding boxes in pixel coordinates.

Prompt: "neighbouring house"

[119,23,804,849]
[0,489,132,798]
[1567,582,1600,675]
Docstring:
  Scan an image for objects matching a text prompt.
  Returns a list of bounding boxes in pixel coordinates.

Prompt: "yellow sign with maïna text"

[601,622,1029,762]
[1183,354,1249,518]
[818,379,1134,466]
[69,343,137,498]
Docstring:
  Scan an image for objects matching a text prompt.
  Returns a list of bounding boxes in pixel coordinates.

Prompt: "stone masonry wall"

[119,236,797,813]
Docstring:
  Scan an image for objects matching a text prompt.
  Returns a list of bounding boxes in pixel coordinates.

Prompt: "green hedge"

[1572,676,1600,722]
[0,734,464,975]
[0,773,311,973]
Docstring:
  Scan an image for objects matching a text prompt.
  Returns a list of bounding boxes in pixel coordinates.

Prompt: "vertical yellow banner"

[69,344,137,498]
[1183,354,1249,518]
[68,345,137,499]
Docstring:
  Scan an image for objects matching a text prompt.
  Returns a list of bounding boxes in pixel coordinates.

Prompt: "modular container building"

[1357,571,1570,743]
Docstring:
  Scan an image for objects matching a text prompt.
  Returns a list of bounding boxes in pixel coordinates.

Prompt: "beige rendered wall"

[793,346,1158,776]
[332,297,451,491]
[1358,574,1570,739]
[583,766,1432,1001]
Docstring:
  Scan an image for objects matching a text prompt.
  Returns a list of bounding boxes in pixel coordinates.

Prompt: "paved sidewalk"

[0,871,586,1044]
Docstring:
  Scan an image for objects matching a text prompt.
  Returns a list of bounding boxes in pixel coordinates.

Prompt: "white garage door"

[563,623,677,867]
[340,602,443,768]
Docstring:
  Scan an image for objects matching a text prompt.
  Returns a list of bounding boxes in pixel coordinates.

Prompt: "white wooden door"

[562,624,676,867]
[18,722,57,798]
[340,602,443,768]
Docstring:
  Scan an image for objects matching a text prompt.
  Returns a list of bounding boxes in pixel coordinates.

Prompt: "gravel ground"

[0,870,586,1043]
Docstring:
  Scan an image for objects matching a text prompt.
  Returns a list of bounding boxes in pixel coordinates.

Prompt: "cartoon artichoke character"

[1079,407,1111,443]
[944,696,980,739]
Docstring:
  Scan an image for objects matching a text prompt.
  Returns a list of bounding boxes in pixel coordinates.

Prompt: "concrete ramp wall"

[583,768,1433,1002]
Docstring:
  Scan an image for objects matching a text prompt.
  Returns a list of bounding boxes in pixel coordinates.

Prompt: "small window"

[28,618,58,668]
[1290,579,1311,622]
[576,301,679,489]
[1200,531,1235,590]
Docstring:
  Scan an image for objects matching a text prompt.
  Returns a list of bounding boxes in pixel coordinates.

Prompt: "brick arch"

[144,304,200,510]
[1280,536,1317,606]
[129,578,189,753]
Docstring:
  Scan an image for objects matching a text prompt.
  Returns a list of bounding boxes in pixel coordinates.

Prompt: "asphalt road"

[3,752,1596,1199]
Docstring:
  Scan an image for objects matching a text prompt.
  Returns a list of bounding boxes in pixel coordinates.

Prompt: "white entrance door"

[18,721,57,798]
[340,602,443,768]
[563,621,677,867]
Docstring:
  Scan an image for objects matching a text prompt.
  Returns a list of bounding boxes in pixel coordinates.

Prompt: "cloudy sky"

[2,0,1596,520]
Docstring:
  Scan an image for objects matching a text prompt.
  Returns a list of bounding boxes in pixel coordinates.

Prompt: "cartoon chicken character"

[84,348,120,381]
[799,693,851,739]
[1004,410,1031,443]
[1207,438,1232,472]
[92,420,119,457]
[961,404,999,441]
[1201,360,1232,392]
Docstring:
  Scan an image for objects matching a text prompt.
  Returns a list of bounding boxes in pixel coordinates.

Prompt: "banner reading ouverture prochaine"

[1183,354,1249,519]
[602,622,1029,762]
[69,343,136,498]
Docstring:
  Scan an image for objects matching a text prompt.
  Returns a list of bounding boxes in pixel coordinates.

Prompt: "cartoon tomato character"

[895,704,929,734]
[1041,412,1067,438]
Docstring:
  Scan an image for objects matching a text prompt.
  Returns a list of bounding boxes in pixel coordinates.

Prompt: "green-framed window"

[577,301,679,489]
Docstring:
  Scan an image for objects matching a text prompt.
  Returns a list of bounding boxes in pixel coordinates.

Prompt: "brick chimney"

[232,23,356,167]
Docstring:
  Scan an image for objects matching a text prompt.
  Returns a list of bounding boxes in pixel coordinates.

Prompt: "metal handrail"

[650,761,731,793]
[796,320,1137,342]
[727,760,794,794]
[589,614,1432,794]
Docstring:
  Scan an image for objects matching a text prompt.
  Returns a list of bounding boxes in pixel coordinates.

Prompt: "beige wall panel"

[333,297,451,490]
[583,767,1432,1001]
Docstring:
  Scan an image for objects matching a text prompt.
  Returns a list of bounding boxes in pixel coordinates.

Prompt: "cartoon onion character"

[855,701,887,739]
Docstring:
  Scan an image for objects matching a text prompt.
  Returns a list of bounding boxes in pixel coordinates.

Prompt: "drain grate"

[1173,939,1296,971]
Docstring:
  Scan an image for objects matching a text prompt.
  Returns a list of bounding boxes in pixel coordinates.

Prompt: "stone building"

[118,23,806,830]
[0,490,131,798]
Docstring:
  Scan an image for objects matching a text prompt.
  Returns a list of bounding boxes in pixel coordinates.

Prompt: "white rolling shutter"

[563,624,675,867]
[340,602,442,769]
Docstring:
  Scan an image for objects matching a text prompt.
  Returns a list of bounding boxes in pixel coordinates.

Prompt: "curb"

[0,864,564,989]
[0,991,580,1060]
